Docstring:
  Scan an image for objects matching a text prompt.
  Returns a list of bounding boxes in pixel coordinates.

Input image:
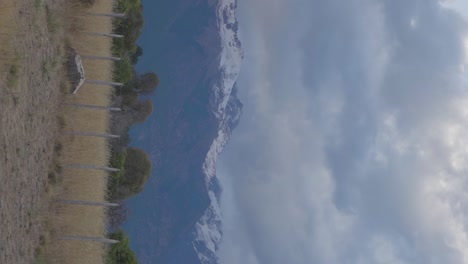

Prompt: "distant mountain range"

[123,0,243,263]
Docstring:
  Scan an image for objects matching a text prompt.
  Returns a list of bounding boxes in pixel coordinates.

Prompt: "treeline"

[112,0,160,106]
[107,0,157,263]
[108,0,155,202]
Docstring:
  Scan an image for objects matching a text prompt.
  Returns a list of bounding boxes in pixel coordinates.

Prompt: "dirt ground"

[0,0,65,263]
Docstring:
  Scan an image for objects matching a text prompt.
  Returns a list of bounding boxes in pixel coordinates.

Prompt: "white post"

[84,13,126,18]
[81,55,122,61]
[67,103,123,111]
[64,164,120,172]
[84,80,124,87]
[82,32,124,38]
[56,200,119,207]
[59,236,119,244]
[65,131,120,139]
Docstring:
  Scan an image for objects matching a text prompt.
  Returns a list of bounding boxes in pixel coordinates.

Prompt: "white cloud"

[440,0,468,19]
[217,0,468,263]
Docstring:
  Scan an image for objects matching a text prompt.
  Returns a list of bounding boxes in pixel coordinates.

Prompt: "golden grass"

[43,1,117,263]
[0,2,19,75]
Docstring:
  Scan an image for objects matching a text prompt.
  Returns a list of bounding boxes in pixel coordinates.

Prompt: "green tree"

[131,45,143,64]
[114,57,134,84]
[114,0,144,53]
[109,147,127,182]
[107,201,129,231]
[123,147,151,192]
[128,99,154,123]
[107,231,138,264]
[136,72,160,95]
[110,147,151,199]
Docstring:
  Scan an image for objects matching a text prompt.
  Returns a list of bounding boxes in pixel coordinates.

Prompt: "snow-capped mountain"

[122,0,243,263]
[194,86,243,264]
[194,0,243,263]
[213,0,244,120]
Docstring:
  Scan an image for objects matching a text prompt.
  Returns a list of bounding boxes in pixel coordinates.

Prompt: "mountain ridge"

[123,0,243,263]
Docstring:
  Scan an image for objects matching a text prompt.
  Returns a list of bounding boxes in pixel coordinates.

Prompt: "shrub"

[109,147,151,200]
[107,231,138,264]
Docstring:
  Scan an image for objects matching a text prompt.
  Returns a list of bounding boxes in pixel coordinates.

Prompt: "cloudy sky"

[217,0,468,263]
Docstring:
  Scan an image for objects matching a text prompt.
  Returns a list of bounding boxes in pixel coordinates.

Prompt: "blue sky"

[217,0,468,263]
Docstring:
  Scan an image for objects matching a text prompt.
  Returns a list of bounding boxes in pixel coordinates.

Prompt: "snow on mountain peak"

[193,0,243,263]
[213,0,244,120]
[205,0,243,185]
[194,189,223,264]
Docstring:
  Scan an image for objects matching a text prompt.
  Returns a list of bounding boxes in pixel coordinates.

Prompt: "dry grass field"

[1,0,117,263]
[44,1,116,263]
[0,0,64,263]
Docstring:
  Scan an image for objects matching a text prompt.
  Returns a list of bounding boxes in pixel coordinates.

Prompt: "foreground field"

[1,0,115,263]
[0,0,64,263]
[45,1,115,263]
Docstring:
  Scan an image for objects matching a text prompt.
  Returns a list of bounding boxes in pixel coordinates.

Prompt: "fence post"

[67,103,123,111]
[55,200,119,207]
[65,131,120,139]
[82,32,124,38]
[80,55,122,61]
[84,80,124,87]
[63,164,120,172]
[84,13,126,18]
[59,236,119,244]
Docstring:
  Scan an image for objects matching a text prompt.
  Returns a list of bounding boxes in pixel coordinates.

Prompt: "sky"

[217,0,468,263]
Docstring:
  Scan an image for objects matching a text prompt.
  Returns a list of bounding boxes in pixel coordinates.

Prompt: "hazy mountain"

[124,0,243,263]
